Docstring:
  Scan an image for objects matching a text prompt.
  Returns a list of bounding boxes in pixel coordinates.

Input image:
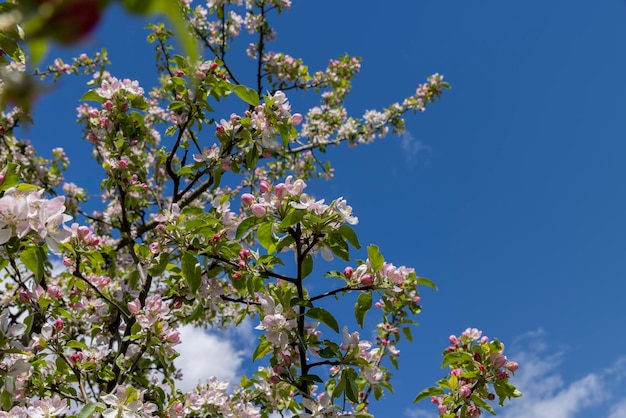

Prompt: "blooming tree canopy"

[0,1,521,417]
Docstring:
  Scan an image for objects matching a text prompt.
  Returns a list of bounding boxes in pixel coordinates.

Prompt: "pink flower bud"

[71,352,83,363]
[274,183,288,200]
[343,266,353,278]
[251,203,267,217]
[449,335,458,345]
[450,368,461,377]
[360,274,373,286]
[506,361,519,372]
[259,180,270,193]
[268,375,281,384]
[437,404,448,414]
[239,249,250,260]
[489,352,507,368]
[47,285,62,299]
[127,299,142,314]
[459,385,472,398]
[241,193,255,206]
[221,159,232,171]
[291,113,303,126]
[167,331,181,345]
[53,318,64,330]
[149,242,160,254]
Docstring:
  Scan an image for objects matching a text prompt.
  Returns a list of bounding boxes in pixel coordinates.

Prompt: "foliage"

[0,1,520,417]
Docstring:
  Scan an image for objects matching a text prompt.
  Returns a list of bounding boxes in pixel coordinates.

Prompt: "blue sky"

[27,0,626,417]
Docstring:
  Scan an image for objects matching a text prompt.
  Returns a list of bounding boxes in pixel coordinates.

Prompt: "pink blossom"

[241,193,255,206]
[360,274,373,286]
[506,361,519,372]
[459,384,472,398]
[251,203,267,217]
[127,299,142,315]
[291,113,302,125]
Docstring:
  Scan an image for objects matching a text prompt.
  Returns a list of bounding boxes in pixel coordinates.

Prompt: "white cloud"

[499,329,625,418]
[404,408,435,418]
[608,399,626,418]
[174,324,248,393]
[400,131,430,169]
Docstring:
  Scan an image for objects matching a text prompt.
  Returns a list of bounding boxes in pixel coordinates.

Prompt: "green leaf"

[339,225,361,249]
[257,222,276,252]
[28,38,48,65]
[0,163,18,191]
[327,234,350,261]
[306,307,339,333]
[471,394,496,415]
[416,277,438,291]
[354,292,372,328]
[19,246,45,283]
[412,386,444,403]
[77,402,105,418]
[402,326,413,342]
[332,375,346,399]
[301,254,313,279]
[299,374,323,383]
[181,251,202,293]
[279,209,304,229]
[235,216,263,239]
[252,338,271,361]
[1,388,12,411]
[148,253,170,277]
[441,351,474,368]
[245,145,259,170]
[80,89,103,102]
[232,85,259,106]
[367,244,384,272]
[66,340,89,350]
[344,368,360,403]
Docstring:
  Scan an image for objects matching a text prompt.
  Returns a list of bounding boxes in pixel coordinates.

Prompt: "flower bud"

[251,203,267,217]
[291,113,303,126]
[506,361,519,372]
[53,318,64,331]
[259,180,270,193]
[459,385,472,398]
[47,285,62,299]
[241,193,255,206]
[343,266,353,278]
[360,274,373,286]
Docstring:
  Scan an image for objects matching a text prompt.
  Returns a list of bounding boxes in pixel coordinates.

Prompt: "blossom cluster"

[0,186,71,253]
[419,329,522,417]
